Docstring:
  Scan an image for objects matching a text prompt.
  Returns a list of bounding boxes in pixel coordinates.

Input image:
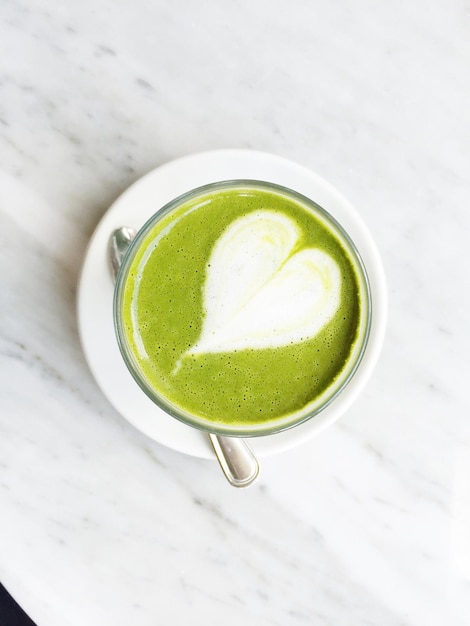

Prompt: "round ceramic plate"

[77,149,387,459]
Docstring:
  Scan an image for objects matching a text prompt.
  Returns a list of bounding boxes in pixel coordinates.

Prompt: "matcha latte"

[114,181,370,436]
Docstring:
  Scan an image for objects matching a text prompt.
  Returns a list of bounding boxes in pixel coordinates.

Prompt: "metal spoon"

[109,227,260,488]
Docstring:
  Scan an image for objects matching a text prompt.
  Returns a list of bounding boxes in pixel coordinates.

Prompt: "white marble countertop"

[1,1,469,624]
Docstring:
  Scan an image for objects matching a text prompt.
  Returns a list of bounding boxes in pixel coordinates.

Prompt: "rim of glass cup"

[113,179,372,437]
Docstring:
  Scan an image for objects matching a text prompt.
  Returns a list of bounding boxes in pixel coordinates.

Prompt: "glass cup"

[113,180,372,439]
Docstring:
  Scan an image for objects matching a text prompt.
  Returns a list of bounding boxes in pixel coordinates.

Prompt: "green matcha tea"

[115,181,370,435]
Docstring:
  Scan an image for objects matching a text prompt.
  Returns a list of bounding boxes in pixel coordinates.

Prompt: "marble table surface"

[1,1,469,624]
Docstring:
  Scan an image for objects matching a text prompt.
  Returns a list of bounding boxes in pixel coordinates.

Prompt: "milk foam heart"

[187,210,341,356]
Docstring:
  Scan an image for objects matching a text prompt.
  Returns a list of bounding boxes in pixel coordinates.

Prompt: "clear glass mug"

[112,180,372,440]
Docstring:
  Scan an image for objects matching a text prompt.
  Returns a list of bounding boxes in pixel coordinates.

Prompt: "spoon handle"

[209,434,260,488]
[109,226,136,280]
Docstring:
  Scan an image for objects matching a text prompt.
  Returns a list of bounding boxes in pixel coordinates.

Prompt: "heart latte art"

[188,211,340,355]
[118,183,368,434]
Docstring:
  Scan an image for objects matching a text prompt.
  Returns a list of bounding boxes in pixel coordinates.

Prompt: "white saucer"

[77,149,387,459]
